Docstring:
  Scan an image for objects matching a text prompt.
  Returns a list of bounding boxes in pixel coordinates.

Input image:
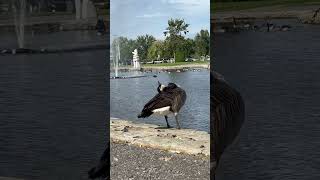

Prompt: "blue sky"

[110,0,210,41]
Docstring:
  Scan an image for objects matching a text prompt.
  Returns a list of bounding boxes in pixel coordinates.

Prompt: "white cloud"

[136,12,169,18]
[160,0,209,15]
[110,0,209,39]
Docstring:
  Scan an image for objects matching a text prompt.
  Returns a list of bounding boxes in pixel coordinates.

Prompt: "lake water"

[214,19,320,179]
[0,31,108,180]
[110,70,210,132]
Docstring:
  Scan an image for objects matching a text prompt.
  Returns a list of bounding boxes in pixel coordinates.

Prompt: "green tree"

[135,34,156,62]
[147,40,165,61]
[163,18,189,62]
[178,38,195,58]
[194,29,210,59]
[162,39,172,59]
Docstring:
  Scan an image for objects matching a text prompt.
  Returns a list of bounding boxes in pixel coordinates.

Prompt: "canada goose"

[211,71,245,179]
[138,81,187,129]
[88,143,110,180]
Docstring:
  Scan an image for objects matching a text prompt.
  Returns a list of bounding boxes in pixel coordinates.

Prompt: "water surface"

[0,32,108,179]
[214,19,320,179]
[110,70,210,132]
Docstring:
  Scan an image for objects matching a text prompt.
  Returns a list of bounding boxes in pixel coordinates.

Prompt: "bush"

[175,51,186,62]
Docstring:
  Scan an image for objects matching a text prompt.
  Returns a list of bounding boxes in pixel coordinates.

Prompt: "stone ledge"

[110,118,210,156]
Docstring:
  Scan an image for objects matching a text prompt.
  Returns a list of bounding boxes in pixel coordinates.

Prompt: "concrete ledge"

[110,118,210,156]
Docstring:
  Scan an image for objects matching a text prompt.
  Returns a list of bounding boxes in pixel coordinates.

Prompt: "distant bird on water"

[211,71,245,180]
[88,143,110,180]
[138,81,187,129]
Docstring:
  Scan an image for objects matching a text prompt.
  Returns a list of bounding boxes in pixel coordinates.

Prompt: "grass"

[212,0,320,12]
[142,61,209,67]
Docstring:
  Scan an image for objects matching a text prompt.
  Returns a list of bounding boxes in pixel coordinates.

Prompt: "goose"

[88,143,110,180]
[211,71,245,180]
[138,81,187,129]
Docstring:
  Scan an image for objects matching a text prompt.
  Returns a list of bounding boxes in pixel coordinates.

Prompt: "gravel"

[111,142,210,180]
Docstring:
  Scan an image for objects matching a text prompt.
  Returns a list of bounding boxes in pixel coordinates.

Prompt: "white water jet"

[111,37,120,77]
[75,0,81,20]
[75,0,96,20]
[115,41,120,77]
[81,0,88,19]
[13,0,26,48]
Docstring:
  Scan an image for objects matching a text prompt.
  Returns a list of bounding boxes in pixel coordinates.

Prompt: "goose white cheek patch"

[160,84,166,91]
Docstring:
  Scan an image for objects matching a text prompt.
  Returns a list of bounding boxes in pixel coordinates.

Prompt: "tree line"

[111,18,210,65]
[214,0,265,2]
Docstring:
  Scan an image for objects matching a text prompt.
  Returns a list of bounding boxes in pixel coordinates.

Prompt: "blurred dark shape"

[210,71,245,179]
[88,142,110,180]
[96,18,106,34]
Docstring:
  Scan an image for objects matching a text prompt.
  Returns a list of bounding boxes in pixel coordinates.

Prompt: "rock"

[110,118,210,156]
[123,126,130,132]
[159,157,172,162]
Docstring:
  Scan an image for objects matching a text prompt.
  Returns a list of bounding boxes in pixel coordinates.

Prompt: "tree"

[179,38,195,58]
[194,29,210,58]
[164,18,189,37]
[135,34,156,62]
[163,18,190,62]
[147,40,165,61]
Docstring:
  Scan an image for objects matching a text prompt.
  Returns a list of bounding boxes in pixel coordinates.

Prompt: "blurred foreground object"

[211,71,245,179]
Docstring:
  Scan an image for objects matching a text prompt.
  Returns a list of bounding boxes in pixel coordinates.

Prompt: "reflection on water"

[111,70,210,132]
[0,31,106,50]
[0,51,107,180]
[214,19,320,179]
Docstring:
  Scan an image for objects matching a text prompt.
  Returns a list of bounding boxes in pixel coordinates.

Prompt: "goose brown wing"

[211,72,245,163]
[170,87,186,112]
[142,93,173,111]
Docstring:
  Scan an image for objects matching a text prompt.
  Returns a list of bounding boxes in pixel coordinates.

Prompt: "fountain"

[110,45,156,79]
[1,1,105,55]
[110,37,120,78]
[115,40,120,77]
[13,0,26,49]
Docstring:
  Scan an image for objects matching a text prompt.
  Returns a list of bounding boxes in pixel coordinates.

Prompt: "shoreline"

[142,63,210,70]
[0,43,108,55]
[212,4,320,24]
[110,118,210,156]
[113,63,210,72]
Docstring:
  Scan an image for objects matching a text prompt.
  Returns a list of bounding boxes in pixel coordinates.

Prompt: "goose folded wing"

[143,93,173,111]
[213,77,245,160]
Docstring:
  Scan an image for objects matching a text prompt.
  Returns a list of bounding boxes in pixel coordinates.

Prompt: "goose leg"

[165,115,171,128]
[174,113,181,129]
[211,161,217,180]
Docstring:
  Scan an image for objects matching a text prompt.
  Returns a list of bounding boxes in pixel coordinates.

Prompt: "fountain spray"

[13,0,26,49]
